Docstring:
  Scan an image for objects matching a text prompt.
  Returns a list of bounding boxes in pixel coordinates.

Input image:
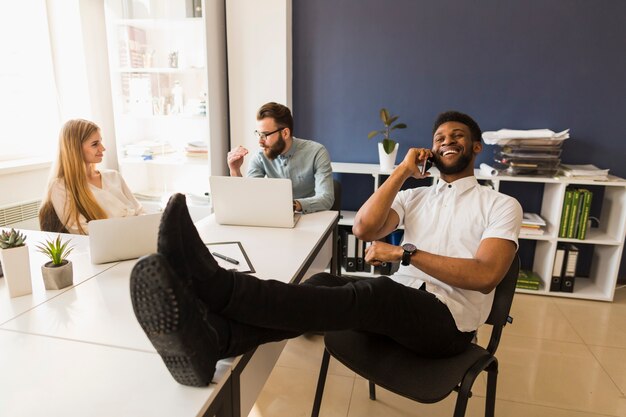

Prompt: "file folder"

[550,245,566,292]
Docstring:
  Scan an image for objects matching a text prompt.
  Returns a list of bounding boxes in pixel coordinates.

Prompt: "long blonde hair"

[40,119,108,234]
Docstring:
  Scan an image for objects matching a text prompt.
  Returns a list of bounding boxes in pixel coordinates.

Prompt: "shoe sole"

[130,253,218,386]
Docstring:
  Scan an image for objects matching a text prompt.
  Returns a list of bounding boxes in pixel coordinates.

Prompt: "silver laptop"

[209,176,301,228]
[88,213,162,264]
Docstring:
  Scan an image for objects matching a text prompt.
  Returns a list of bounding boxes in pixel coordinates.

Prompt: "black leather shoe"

[158,193,221,295]
[130,253,219,386]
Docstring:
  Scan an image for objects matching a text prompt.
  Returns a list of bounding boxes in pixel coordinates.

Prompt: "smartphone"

[421,157,433,175]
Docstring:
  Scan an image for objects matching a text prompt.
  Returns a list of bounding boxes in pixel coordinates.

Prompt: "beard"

[263,135,287,160]
[433,148,473,175]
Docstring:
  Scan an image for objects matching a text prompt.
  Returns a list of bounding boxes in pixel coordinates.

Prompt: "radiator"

[0,200,41,227]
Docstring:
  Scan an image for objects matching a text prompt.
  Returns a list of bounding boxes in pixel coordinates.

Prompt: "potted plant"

[0,228,32,298]
[36,235,75,290]
[367,108,407,172]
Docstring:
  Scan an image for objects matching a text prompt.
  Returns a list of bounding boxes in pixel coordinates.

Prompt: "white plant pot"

[0,245,32,298]
[41,260,74,290]
[378,142,399,172]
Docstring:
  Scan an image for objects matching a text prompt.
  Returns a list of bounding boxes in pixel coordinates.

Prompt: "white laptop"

[88,212,162,264]
[209,176,301,228]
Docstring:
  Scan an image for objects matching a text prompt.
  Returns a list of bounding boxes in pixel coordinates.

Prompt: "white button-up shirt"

[50,169,145,234]
[390,176,522,331]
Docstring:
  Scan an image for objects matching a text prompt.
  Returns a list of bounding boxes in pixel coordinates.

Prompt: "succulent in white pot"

[0,228,32,298]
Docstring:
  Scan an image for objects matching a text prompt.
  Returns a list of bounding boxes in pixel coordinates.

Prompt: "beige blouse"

[50,169,145,234]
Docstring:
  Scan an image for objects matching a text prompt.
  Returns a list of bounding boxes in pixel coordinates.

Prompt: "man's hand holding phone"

[400,148,433,179]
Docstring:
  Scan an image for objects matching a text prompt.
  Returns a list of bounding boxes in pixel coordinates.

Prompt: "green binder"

[577,189,593,240]
[559,189,573,238]
[567,190,581,238]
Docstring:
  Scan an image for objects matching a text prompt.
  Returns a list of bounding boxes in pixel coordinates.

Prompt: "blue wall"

[292,0,626,277]
[293,0,626,171]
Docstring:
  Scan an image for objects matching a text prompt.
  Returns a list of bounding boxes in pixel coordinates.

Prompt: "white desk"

[194,211,338,417]
[0,211,338,417]
[0,230,116,325]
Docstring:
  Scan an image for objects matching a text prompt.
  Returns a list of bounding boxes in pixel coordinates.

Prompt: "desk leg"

[203,374,234,417]
[331,224,339,276]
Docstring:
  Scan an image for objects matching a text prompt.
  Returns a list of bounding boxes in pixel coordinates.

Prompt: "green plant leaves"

[367,130,381,139]
[370,108,407,149]
[382,138,396,154]
[0,228,27,249]
[36,234,74,266]
[380,108,390,125]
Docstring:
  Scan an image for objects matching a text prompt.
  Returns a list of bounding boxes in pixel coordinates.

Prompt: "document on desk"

[205,241,255,273]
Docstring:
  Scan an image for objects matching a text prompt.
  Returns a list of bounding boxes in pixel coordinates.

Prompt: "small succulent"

[0,228,27,249]
[36,235,74,266]
[367,108,408,154]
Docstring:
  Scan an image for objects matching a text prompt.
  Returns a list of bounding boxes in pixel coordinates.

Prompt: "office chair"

[311,254,520,417]
[39,200,69,233]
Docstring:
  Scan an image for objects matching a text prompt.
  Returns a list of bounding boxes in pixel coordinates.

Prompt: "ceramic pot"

[41,260,74,290]
[0,245,33,298]
[378,142,399,172]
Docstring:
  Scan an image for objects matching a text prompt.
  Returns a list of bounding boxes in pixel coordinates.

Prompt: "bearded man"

[226,102,334,213]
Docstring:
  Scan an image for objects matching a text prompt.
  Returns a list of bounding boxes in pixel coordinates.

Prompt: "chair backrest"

[484,254,519,353]
[331,179,342,212]
[39,200,69,234]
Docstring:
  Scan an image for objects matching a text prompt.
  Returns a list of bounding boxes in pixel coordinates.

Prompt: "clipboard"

[204,241,255,273]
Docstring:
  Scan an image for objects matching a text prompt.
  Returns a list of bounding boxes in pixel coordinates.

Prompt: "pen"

[212,252,239,265]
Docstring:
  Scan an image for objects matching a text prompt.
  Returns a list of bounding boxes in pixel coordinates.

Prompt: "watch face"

[401,243,417,266]
[402,243,417,252]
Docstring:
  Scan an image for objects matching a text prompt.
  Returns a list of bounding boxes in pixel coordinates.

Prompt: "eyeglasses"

[254,127,284,141]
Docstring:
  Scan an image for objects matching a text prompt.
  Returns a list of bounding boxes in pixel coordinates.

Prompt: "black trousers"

[210,270,474,360]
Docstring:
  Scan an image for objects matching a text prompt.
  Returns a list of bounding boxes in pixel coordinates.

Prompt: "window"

[0,1,60,162]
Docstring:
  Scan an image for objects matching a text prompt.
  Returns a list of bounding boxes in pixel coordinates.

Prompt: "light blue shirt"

[246,137,334,213]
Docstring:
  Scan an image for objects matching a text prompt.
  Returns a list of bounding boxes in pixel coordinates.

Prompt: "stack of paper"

[483,128,569,176]
[560,164,609,180]
[185,140,208,158]
[521,212,547,236]
[482,129,570,146]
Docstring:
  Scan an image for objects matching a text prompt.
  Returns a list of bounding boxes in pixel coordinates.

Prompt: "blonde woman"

[39,119,145,234]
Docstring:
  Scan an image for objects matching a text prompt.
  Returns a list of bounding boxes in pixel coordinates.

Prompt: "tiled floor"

[248,287,626,417]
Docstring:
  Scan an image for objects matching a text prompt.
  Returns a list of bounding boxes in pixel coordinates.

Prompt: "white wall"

[0,163,50,209]
[226,0,292,175]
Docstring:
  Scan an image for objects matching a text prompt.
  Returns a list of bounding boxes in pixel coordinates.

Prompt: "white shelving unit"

[332,162,626,301]
[103,0,227,201]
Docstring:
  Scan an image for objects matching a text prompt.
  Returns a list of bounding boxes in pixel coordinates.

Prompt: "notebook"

[209,176,301,228]
[88,213,162,264]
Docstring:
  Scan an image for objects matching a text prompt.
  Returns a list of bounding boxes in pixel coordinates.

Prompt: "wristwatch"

[401,243,417,266]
